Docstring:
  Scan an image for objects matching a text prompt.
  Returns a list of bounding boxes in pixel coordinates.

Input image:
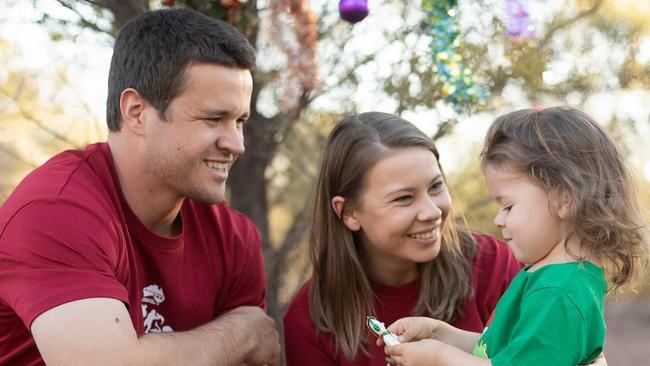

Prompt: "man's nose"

[217,121,245,156]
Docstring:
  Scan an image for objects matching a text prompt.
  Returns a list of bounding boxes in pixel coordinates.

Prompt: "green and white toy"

[366,315,400,346]
[367,315,401,364]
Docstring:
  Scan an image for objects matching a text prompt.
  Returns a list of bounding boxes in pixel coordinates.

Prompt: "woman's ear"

[331,195,361,231]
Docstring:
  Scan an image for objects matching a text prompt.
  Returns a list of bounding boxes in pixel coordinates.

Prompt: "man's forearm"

[136,313,254,365]
[32,299,277,366]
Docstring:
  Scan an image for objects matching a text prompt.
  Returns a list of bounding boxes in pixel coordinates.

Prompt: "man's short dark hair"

[106,9,256,131]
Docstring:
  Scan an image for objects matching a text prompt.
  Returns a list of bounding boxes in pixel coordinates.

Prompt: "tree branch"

[538,0,605,48]
[53,0,114,36]
[0,143,39,168]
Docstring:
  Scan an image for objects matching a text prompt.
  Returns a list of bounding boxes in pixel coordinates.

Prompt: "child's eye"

[502,205,512,212]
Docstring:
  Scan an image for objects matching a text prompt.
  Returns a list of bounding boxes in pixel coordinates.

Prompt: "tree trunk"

[228,112,283,319]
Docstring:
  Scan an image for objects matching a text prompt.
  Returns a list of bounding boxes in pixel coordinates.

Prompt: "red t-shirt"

[283,234,522,366]
[0,143,266,365]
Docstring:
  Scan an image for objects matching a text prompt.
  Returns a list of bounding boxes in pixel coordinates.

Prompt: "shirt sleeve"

[0,199,128,328]
[490,287,592,366]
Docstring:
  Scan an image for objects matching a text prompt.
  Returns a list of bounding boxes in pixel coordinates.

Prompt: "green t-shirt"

[472,261,606,366]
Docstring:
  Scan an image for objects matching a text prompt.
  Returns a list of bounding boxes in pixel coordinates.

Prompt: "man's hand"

[221,306,281,366]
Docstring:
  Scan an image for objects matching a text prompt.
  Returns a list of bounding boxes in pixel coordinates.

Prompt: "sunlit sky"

[2,0,650,181]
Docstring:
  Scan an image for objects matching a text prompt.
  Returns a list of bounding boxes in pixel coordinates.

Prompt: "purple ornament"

[339,0,368,23]
[505,0,536,40]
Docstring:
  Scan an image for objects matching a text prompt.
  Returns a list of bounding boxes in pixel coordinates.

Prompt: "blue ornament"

[339,0,368,23]
[423,0,488,113]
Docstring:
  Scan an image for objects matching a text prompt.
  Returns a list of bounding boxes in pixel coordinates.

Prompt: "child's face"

[484,165,570,265]
[344,147,451,283]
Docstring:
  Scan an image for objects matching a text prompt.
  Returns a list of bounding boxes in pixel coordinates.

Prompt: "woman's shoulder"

[284,281,312,322]
[470,232,523,273]
[284,280,328,338]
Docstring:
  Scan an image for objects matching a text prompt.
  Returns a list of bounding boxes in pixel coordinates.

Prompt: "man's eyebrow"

[198,108,229,116]
[197,109,249,120]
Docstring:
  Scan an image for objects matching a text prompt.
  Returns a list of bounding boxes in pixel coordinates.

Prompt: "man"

[0,9,280,365]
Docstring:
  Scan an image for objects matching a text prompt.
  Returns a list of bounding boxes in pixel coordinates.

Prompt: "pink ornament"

[339,0,368,23]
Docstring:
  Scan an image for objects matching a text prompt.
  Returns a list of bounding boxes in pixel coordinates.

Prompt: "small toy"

[367,315,400,364]
[366,315,400,345]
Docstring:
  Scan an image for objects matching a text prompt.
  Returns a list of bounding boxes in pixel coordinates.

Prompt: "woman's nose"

[417,196,442,222]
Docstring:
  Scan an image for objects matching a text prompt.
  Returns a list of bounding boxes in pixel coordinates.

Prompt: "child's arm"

[386,316,481,353]
[385,339,491,366]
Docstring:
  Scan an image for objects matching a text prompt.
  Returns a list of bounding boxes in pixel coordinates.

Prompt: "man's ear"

[119,88,147,136]
[331,195,361,231]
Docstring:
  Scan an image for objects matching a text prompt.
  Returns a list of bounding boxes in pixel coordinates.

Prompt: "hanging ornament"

[423,0,488,114]
[505,0,536,41]
[339,0,369,23]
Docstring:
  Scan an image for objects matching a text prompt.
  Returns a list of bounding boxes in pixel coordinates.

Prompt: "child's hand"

[386,316,441,343]
[384,339,442,366]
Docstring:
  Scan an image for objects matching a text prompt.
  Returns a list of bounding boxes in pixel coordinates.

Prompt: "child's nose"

[493,210,505,227]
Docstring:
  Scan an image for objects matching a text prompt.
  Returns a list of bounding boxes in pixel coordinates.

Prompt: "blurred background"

[1,0,649,363]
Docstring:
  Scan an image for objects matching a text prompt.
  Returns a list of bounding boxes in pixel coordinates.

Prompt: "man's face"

[141,63,253,204]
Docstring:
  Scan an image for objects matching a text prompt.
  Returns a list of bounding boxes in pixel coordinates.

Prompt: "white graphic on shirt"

[141,284,174,333]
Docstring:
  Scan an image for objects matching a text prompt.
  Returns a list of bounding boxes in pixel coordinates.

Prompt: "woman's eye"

[430,181,443,191]
[394,195,412,203]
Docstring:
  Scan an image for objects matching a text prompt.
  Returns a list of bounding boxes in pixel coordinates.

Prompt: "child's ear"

[556,192,573,220]
[331,196,361,231]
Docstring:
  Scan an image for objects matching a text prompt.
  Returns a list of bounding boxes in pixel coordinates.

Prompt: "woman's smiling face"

[344,146,451,283]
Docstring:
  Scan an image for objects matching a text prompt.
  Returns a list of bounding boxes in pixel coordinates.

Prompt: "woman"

[283,112,520,365]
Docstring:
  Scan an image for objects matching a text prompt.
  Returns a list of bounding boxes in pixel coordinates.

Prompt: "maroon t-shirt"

[0,143,266,365]
[283,234,522,366]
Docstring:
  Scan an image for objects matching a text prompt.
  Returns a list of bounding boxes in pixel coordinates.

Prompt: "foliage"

[0,38,106,200]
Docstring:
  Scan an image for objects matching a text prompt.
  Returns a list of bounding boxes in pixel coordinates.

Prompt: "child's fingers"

[387,318,419,342]
[384,343,403,356]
